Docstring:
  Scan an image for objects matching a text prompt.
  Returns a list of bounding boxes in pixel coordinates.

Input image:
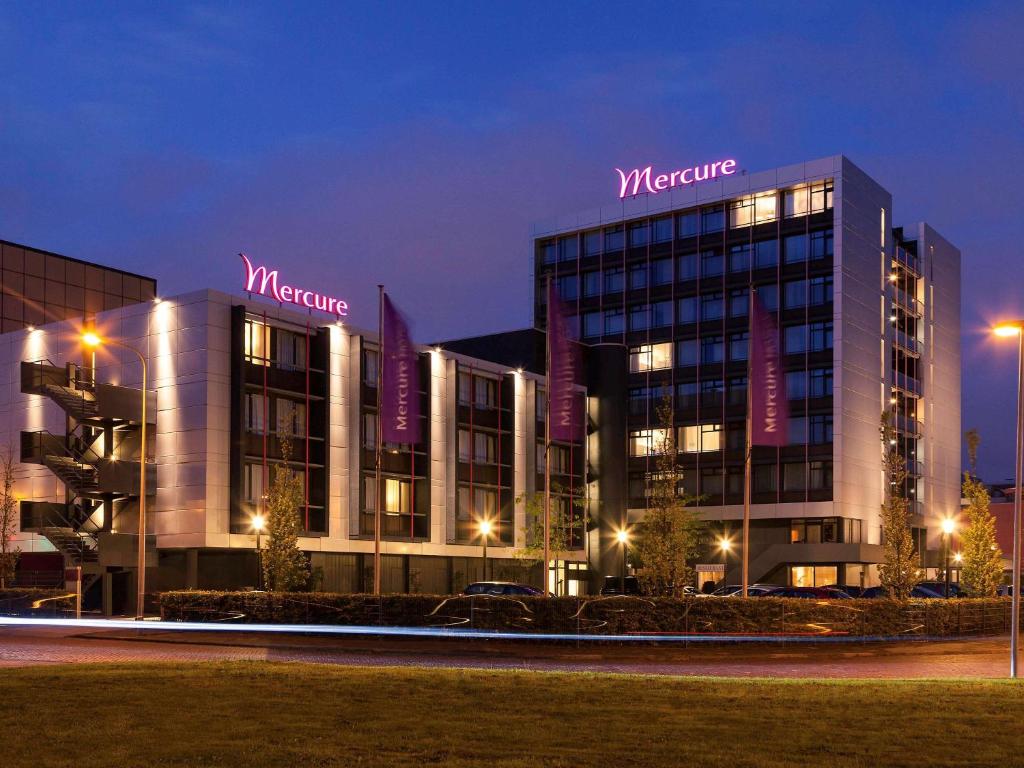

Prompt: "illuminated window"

[458,486,497,521]
[784,181,833,218]
[755,193,778,223]
[243,463,264,504]
[629,342,672,372]
[244,319,271,366]
[276,330,307,371]
[790,565,838,588]
[680,423,722,453]
[629,429,668,457]
[365,476,411,514]
[730,192,777,228]
[276,398,306,437]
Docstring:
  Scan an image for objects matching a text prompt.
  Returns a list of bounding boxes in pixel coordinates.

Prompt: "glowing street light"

[940,517,957,598]
[616,528,630,593]
[478,518,492,581]
[718,536,732,591]
[252,514,266,590]
[83,330,149,620]
[993,321,1024,678]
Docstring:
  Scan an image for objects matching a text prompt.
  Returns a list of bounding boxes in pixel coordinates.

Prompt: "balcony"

[892,287,922,317]
[894,414,922,438]
[894,247,921,276]
[893,330,922,357]
[21,360,155,425]
[892,371,922,397]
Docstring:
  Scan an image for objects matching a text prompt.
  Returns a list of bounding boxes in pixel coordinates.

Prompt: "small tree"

[959,429,1004,597]
[631,397,703,597]
[0,446,19,588]
[877,412,922,599]
[261,440,309,592]
[515,482,587,592]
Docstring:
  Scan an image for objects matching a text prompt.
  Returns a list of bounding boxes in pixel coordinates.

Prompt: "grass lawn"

[1,663,1021,767]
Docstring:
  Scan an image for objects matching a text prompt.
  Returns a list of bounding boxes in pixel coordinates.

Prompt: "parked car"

[765,586,853,599]
[918,581,963,598]
[858,584,943,599]
[462,581,544,596]
[600,575,643,595]
[825,584,866,598]
[710,584,779,597]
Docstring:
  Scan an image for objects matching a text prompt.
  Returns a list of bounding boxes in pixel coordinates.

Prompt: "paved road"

[0,622,1015,677]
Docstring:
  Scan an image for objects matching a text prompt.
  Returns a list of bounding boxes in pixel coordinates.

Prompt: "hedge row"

[0,588,76,615]
[158,591,1021,638]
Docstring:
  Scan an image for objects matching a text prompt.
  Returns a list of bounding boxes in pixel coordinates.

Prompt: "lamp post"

[252,514,266,590]
[479,519,492,581]
[993,321,1024,678]
[616,529,629,593]
[941,517,956,598]
[83,331,148,620]
[719,537,732,591]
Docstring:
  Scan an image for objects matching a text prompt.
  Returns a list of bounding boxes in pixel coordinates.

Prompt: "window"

[474,376,497,408]
[809,276,833,305]
[584,230,601,257]
[629,342,673,372]
[276,330,307,370]
[651,300,672,328]
[629,263,647,290]
[628,304,648,331]
[729,332,748,361]
[701,249,723,278]
[604,309,624,335]
[677,211,698,238]
[758,283,778,311]
[809,321,833,351]
[754,240,778,269]
[677,296,698,324]
[730,192,777,228]
[557,274,578,301]
[811,460,835,489]
[809,415,833,444]
[243,463,264,504]
[582,311,601,338]
[788,416,807,444]
[728,376,747,406]
[784,181,833,218]
[547,444,570,473]
[540,240,556,264]
[245,393,266,434]
[458,429,472,462]
[791,565,838,588]
[363,412,377,449]
[457,371,472,404]
[700,378,724,404]
[810,229,834,259]
[783,234,808,264]
[681,423,722,453]
[363,348,380,386]
[652,216,673,244]
[276,398,306,437]
[701,292,724,321]
[809,368,833,397]
[701,467,724,495]
[844,517,862,543]
[727,422,745,451]
[604,226,624,252]
[755,192,778,223]
[784,279,807,309]
[784,325,808,354]
[810,182,833,213]
[730,196,753,228]
[677,381,698,408]
[582,271,600,297]
[244,319,271,366]
[677,253,698,281]
[677,339,699,366]
[754,464,777,492]
[786,370,807,399]
[628,222,649,248]
[558,237,578,262]
[474,432,497,463]
[729,244,750,273]
[701,336,724,364]
[729,288,748,318]
[629,429,668,457]
[701,206,724,233]
[457,486,497,521]
[604,267,624,294]
[651,258,672,285]
[370,477,410,514]
[783,462,806,491]
[791,518,841,545]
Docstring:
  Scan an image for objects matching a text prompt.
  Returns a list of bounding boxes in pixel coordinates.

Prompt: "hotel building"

[532,155,961,589]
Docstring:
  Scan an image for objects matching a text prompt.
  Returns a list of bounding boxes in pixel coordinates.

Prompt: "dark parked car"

[765,586,853,599]
[600,575,643,595]
[859,584,943,599]
[918,581,963,598]
[825,584,866,598]
[711,583,779,597]
[462,581,544,596]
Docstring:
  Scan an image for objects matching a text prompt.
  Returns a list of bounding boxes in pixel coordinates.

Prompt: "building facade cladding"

[532,155,961,588]
[0,239,156,332]
[4,289,590,598]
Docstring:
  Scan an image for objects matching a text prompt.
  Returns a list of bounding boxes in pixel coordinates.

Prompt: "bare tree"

[0,446,20,588]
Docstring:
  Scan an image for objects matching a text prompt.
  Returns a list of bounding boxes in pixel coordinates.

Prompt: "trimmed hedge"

[158,591,1020,638]
[0,588,76,615]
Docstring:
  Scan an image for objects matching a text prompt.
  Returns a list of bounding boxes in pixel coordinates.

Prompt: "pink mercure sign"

[615,158,737,198]
[240,253,349,317]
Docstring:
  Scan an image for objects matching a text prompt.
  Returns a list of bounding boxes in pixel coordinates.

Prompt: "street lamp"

[83,330,149,620]
[993,321,1024,678]
[940,517,956,598]
[718,537,732,590]
[478,518,492,581]
[616,528,629,593]
[252,514,266,590]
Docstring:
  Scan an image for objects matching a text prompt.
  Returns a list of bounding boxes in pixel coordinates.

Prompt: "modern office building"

[3,288,611,611]
[532,155,961,589]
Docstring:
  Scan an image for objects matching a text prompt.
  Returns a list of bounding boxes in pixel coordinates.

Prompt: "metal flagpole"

[544,275,552,596]
[374,285,384,595]
[742,286,753,598]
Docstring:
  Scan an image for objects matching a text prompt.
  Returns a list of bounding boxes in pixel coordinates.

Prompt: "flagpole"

[544,275,552,596]
[374,284,384,595]
[742,286,753,598]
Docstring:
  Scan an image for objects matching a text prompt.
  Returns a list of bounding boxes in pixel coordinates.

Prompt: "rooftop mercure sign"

[240,253,349,317]
[615,158,737,198]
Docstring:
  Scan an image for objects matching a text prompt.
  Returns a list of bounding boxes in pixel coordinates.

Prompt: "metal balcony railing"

[892,371,922,396]
[893,330,922,357]
[892,287,922,317]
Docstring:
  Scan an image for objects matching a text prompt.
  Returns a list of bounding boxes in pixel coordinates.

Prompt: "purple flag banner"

[381,294,421,444]
[547,281,583,442]
[750,291,788,447]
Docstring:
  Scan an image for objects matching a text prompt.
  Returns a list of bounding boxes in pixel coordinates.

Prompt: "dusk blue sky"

[0,2,1021,476]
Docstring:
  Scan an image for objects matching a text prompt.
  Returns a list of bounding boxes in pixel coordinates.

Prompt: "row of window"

[628,415,833,456]
[628,368,834,408]
[244,392,308,437]
[631,459,833,499]
[540,183,834,262]
[790,517,862,544]
[244,319,309,370]
[553,229,834,300]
